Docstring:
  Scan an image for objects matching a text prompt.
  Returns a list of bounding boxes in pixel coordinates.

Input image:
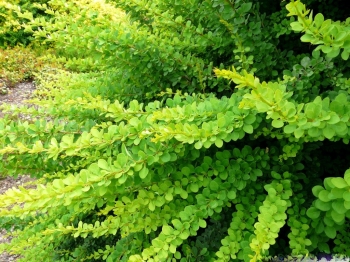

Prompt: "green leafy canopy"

[1,0,350,261]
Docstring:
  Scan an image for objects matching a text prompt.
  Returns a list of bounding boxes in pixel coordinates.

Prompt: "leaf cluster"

[0,0,52,47]
[0,46,46,88]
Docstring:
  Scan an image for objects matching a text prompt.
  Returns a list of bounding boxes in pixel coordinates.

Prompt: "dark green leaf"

[209,180,219,191]
[324,225,336,239]
[239,3,252,14]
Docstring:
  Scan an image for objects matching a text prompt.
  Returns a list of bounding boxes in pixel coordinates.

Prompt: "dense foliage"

[0,46,46,87]
[0,0,51,47]
[0,0,350,261]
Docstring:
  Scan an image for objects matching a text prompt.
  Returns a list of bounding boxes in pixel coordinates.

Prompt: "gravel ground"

[0,81,36,119]
[0,82,36,262]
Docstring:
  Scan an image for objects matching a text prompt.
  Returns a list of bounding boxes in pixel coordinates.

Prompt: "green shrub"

[0,0,350,261]
[0,46,46,87]
[0,0,52,47]
[0,79,8,95]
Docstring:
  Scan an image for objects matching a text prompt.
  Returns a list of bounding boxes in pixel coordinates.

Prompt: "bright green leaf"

[139,166,149,179]
[172,219,183,230]
[198,219,207,228]
[331,177,348,188]
[243,124,253,134]
[272,119,284,128]
[314,13,324,28]
[162,225,173,235]
[290,22,304,31]
[284,124,296,134]
[306,207,320,219]
[244,114,256,125]
[227,191,236,200]
[326,47,340,58]
[341,50,349,60]
[323,125,335,139]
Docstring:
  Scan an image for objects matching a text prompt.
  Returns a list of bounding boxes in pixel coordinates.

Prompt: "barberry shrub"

[0,0,52,47]
[1,0,350,261]
[0,46,46,87]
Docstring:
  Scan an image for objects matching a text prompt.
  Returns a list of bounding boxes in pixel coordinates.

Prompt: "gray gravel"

[0,81,36,119]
